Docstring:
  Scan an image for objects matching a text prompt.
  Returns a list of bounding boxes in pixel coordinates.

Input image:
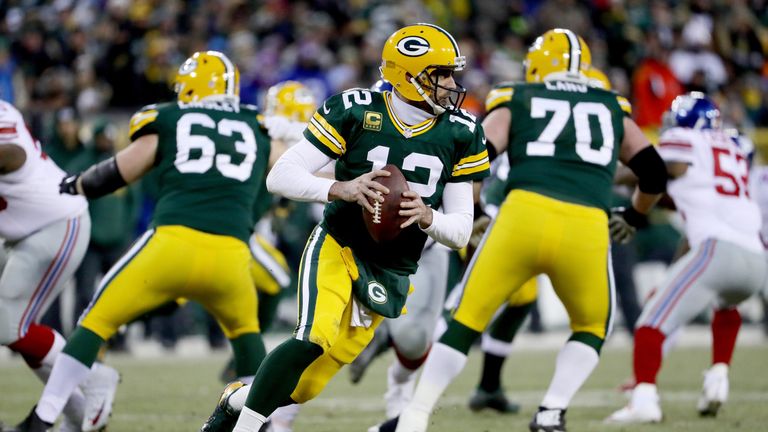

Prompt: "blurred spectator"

[632,30,684,128]
[44,107,84,169]
[668,14,727,91]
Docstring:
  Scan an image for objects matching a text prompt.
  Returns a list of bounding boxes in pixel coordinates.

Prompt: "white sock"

[30,331,86,424]
[233,406,266,432]
[269,404,301,432]
[541,340,600,409]
[35,353,91,424]
[390,359,416,384]
[481,332,514,357]
[227,384,251,411]
[406,342,467,414]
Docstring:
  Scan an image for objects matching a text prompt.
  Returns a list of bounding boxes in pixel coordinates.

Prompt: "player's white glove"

[263,115,304,145]
[609,206,648,245]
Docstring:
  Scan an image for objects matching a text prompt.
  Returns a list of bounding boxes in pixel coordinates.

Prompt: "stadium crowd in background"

[1,0,767,345]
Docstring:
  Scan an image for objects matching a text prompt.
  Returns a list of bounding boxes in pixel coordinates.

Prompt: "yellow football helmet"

[380,23,466,113]
[524,29,592,83]
[586,67,611,90]
[264,81,317,122]
[174,51,240,103]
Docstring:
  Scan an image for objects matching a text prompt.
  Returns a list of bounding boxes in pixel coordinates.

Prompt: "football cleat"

[697,363,729,417]
[349,325,390,384]
[80,363,121,431]
[2,407,53,432]
[367,416,398,432]
[468,388,520,414]
[605,382,662,424]
[57,415,80,432]
[529,407,567,432]
[201,381,245,432]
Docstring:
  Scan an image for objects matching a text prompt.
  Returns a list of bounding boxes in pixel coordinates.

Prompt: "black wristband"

[486,140,498,162]
[80,157,127,199]
[624,206,649,229]
[627,146,668,194]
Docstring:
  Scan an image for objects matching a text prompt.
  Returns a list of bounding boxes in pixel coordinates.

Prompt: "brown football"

[362,164,410,243]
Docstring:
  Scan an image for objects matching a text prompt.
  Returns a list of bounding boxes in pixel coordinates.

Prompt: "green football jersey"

[129,100,271,243]
[305,89,490,275]
[485,81,633,212]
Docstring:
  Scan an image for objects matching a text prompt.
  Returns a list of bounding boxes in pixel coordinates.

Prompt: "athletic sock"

[36,353,92,424]
[634,326,665,384]
[712,308,741,365]
[540,340,600,409]
[478,352,505,393]
[407,342,468,414]
[231,332,267,378]
[244,338,322,417]
[233,406,266,432]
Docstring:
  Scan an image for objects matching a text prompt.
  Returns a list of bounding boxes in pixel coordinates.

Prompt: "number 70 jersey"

[129,101,271,243]
[486,81,632,213]
[658,127,762,253]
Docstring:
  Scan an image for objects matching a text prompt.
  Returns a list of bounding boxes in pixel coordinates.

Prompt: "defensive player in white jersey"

[606,92,767,424]
[0,99,120,432]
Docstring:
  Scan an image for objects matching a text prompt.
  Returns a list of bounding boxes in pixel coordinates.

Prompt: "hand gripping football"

[363,164,409,243]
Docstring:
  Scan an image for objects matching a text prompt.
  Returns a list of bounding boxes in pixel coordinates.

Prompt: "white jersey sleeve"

[749,165,768,250]
[0,100,87,241]
[659,127,762,253]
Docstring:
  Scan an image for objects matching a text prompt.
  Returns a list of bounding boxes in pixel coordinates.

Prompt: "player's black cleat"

[367,416,398,432]
[468,388,521,414]
[200,381,244,432]
[2,407,53,432]
[529,406,566,432]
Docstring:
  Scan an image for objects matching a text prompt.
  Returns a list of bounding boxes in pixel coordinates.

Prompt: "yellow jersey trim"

[129,109,159,138]
[308,112,346,155]
[485,87,514,112]
[383,93,436,138]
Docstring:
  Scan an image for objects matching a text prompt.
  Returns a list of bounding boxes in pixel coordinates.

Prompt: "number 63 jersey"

[305,88,490,275]
[657,127,762,253]
[129,101,271,244]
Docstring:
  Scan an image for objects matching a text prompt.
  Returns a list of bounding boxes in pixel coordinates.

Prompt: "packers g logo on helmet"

[396,36,430,57]
[524,29,592,83]
[264,81,317,123]
[380,23,467,114]
[174,51,240,103]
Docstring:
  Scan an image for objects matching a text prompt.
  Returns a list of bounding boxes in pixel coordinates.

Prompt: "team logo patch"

[363,111,382,131]
[396,36,430,57]
[368,281,388,304]
[178,59,198,75]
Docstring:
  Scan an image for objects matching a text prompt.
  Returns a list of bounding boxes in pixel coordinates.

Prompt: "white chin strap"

[410,76,445,115]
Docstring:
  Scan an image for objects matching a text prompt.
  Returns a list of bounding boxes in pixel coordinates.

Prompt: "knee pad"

[390,325,430,360]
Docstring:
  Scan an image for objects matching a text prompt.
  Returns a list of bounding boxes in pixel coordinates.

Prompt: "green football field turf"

[1,341,767,431]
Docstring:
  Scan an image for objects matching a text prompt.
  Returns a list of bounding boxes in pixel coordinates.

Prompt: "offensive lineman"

[379,28,668,432]
[10,51,273,431]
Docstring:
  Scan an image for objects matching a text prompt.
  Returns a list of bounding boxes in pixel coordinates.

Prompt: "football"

[362,164,410,243]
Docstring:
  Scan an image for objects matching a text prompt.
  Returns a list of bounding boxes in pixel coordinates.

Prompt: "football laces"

[372,191,382,224]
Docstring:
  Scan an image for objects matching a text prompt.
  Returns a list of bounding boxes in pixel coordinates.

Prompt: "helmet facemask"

[410,66,467,115]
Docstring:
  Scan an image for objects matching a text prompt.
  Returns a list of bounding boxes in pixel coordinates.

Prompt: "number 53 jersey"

[305,89,490,275]
[658,127,762,253]
[129,101,271,244]
[486,81,631,213]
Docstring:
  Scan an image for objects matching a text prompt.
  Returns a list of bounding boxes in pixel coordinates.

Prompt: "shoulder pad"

[129,105,161,138]
[485,85,515,112]
[616,95,632,116]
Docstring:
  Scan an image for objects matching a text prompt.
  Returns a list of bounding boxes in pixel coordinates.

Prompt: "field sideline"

[1,329,767,432]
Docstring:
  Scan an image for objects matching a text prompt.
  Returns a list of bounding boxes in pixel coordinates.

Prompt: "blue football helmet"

[370,79,393,93]
[666,92,721,130]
